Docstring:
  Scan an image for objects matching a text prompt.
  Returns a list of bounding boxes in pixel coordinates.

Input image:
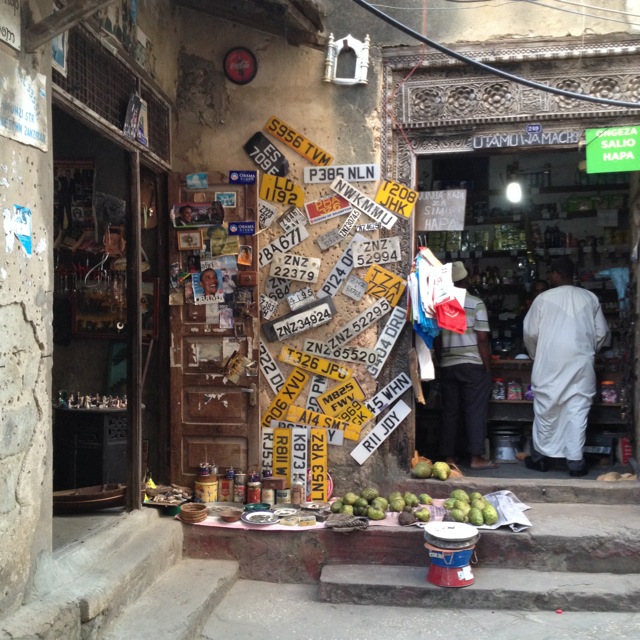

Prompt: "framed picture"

[177,228,204,251]
[215,191,237,208]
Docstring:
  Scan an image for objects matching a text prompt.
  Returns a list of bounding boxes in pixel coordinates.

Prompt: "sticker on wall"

[364,371,412,417]
[259,342,285,395]
[258,199,278,229]
[316,233,365,299]
[11,205,33,256]
[278,206,308,233]
[354,222,381,233]
[364,264,406,307]
[375,180,418,218]
[186,173,208,189]
[305,193,352,225]
[342,275,368,301]
[326,297,392,351]
[264,116,333,166]
[258,224,309,268]
[262,297,336,342]
[367,306,407,378]
[260,174,304,208]
[261,427,274,474]
[303,164,379,184]
[224,47,258,85]
[288,407,361,441]
[270,253,321,283]
[316,228,343,251]
[228,221,255,235]
[306,375,328,413]
[259,294,279,320]
[261,367,311,428]
[287,286,316,311]
[338,209,360,238]
[278,345,352,381]
[350,400,412,465]
[243,131,289,176]
[309,429,329,502]
[229,170,257,184]
[352,237,402,268]
[303,339,378,367]
[330,178,397,230]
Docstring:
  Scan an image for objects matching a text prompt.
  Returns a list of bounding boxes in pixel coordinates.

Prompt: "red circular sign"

[224,48,257,85]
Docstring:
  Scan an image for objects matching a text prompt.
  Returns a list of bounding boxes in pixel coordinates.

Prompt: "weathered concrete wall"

[0,0,54,617]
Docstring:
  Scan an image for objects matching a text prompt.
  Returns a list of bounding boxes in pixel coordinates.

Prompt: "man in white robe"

[523,256,609,477]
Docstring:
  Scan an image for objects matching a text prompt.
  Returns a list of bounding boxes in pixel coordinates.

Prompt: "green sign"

[585,127,640,173]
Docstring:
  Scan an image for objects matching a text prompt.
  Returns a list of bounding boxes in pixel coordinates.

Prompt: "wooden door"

[169,171,260,485]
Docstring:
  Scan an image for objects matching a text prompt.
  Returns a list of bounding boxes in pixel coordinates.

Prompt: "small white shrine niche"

[323,33,370,86]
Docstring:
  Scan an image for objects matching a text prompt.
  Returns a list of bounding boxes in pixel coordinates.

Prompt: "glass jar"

[599,381,618,404]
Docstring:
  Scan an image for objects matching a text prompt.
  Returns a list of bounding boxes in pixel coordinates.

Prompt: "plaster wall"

[0,0,54,617]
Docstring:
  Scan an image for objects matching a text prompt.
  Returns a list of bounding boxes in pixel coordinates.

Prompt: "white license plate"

[342,275,368,301]
[367,306,407,378]
[265,277,290,302]
[339,209,361,237]
[278,206,308,233]
[326,298,392,350]
[287,286,316,311]
[259,293,279,320]
[303,339,378,366]
[330,177,397,229]
[364,372,412,416]
[270,253,321,283]
[262,298,336,342]
[303,164,379,184]
[316,233,365,299]
[352,237,402,268]
[306,374,328,413]
[316,228,343,251]
[259,342,285,395]
[258,199,278,229]
[258,224,309,268]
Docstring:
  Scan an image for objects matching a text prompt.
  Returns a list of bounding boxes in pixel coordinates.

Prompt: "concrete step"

[102,559,238,640]
[319,564,640,612]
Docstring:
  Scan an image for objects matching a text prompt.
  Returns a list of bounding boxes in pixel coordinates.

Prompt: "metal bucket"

[491,429,521,463]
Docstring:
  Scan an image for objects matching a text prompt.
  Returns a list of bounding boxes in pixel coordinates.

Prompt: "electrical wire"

[352,0,640,110]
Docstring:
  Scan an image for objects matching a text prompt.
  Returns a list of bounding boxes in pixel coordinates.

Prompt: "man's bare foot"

[470,456,499,470]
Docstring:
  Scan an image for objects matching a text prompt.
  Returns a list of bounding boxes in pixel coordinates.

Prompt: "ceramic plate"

[273,507,298,517]
[241,511,280,525]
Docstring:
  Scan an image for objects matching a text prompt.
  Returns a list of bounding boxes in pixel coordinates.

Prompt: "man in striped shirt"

[435,262,497,470]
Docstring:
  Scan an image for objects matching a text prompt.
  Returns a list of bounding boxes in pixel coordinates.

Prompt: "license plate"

[306,374,328,413]
[269,420,345,447]
[243,131,289,176]
[303,163,379,184]
[309,429,328,502]
[287,286,315,311]
[375,179,418,218]
[262,428,274,471]
[258,224,309,268]
[262,297,336,342]
[364,372,412,416]
[261,367,311,428]
[288,406,361,441]
[264,277,290,302]
[326,298,392,351]
[258,200,278,229]
[317,377,365,415]
[305,193,352,225]
[367,306,407,378]
[260,174,304,207]
[352,237,402,268]
[342,275,368,301]
[264,116,333,166]
[339,209,361,237]
[259,342,285,395]
[316,233,364,299]
[270,253,321,284]
[278,206,308,233]
[350,400,411,465]
[303,339,378,367]
[259,293,279,320]
[330,177,397,229]
[354,222,381,232]
[316,228,343,251]
[364,264,407,307]
[333,398,374,427]
[278,345,352,381]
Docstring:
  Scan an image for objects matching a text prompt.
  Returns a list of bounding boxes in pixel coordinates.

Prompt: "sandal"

[470,459,499,470]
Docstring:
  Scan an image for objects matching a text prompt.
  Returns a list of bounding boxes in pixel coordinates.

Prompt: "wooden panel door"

[169,171,260,485]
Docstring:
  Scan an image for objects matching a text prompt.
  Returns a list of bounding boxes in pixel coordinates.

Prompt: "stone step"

[395,475,640,505]
[102,559,239,640]
[319,564,640,612]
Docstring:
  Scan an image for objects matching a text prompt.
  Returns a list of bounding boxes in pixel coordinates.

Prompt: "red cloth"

[435,298,467,334]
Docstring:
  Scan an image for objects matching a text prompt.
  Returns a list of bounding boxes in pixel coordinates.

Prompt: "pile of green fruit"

[330,487,434,523]
[442,489,498,526]
[411,461,451,480]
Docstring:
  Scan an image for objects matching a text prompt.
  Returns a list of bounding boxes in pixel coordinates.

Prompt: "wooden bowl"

[219,509,243,523]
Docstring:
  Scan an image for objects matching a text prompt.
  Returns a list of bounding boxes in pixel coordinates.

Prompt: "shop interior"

[51,105,168,495]
[414,147,634,477]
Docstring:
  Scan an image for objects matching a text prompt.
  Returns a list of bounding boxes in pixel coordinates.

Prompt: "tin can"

[261,488,275,507]
[276,489,291,504]
[219,477,234,502]
[235,473,247,487]
[247,482,262,504]
[194,479,218,503]
[233,482,246,504]
[291,482,304,506]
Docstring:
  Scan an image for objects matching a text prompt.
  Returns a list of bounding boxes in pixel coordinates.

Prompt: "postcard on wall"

[192,259,224,305]
[215,192,237,209]
[52,30,68,77]
[171,202,225,227]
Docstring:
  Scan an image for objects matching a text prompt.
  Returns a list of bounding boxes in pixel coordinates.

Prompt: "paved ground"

[201,580,640,640]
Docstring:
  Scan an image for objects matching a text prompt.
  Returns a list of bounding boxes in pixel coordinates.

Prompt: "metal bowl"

[244,503,271,512]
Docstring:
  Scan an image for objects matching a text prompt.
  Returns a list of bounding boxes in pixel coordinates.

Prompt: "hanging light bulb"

[506,181,522,203]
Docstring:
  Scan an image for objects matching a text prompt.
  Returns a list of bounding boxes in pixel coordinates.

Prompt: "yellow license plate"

[286,406,361,441]
[333,398,374,426]
[261,367,310,428]
[309,429,328,502]
[317,377,365,416]
[265,116,333,166]
[364,264,407,307]
[375,179,418,218]
[278,346,352,381]
[260,174,304,207]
